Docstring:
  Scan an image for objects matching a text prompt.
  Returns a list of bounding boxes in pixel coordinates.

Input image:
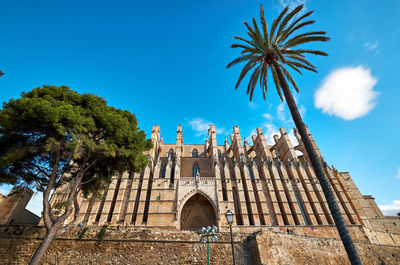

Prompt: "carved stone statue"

[240,153,246,165]
[155,154,161,167]
[195,170,200,187]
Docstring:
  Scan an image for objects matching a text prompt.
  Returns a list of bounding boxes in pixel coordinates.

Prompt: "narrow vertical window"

[295,192,310,225]
[161,166,166,178]
[249,168,255,181]
[192,162,200,177]
[192,148,199,158]
[168,148,174,159]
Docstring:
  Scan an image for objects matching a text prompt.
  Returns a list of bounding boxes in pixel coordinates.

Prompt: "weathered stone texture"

[255,229,400,265]
[1,225,399,265]
[0,226,247,265]
[47,125,399,241]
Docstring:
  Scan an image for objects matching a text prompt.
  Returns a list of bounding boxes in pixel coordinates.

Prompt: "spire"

[244,137,250,150]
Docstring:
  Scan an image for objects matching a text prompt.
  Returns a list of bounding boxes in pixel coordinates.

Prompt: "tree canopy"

[0,85,153,221]
[0,85,153,264]
[0,85,152,192]
[227,4,329,101]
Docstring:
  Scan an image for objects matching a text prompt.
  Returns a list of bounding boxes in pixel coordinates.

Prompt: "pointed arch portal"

[180,193,217,230]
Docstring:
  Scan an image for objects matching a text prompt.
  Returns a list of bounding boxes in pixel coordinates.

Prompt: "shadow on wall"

[0,186,40,225]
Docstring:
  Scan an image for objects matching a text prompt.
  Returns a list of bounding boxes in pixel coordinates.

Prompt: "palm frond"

[240,50,254,55]
[276,5,304,39]
[234,36,257,48]
[269,6,289,46]
[226,54,259,68]
[284,51,306,58]
[284,31,327,47]
[285,55,316,69]
[283,49,328,56]
[230,43,260,54]
[227,4,329,103]
[284,36,329,49]
[286,61,303,74]
[260,67,268,101]
[260,4,269,48]
[270,64,284,101]
[277,11,313,43]
[247,65,262,101]
[285,54,305,61]
[243,22,265,51]
[234,59,258,89]
[279,20,316,44]
[252,18,266,49]
[272,44,286,64]
[286,60,317,72]
[281,66,299,92]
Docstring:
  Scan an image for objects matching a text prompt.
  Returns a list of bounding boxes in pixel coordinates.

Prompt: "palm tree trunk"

[273,62,362,265]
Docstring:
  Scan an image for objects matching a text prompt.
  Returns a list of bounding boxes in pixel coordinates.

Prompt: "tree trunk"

[273,62,362,265]
[29,226,58,265]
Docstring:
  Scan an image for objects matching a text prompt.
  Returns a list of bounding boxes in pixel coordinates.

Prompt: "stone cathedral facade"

[50,124,392,239]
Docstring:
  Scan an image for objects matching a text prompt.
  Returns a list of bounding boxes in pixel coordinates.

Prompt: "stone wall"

[0,225,251,265]
[368,217,400,234]
[1,225,400,265]
[254,229,400,265]
[0,187,39,225]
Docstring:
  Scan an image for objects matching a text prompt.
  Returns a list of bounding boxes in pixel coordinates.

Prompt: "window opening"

[161,166,166,178]
[192,162,200,177]
[249,168,255,181]
[192,148,199,158]
[295,192,310,225]
[168,149,174,159]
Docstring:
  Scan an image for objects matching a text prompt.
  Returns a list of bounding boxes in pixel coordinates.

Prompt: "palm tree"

[227,4,362,265]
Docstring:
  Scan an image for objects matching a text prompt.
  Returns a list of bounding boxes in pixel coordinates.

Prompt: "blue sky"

[1,0,399,216]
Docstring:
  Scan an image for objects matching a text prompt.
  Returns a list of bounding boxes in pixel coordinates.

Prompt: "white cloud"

[379,200,400,216]
[279,0,307,10]
[288,130,299,146]
[397,167,400,179]
[262,113,274,120]
[277,102,286,122]
[276,102,294,126]
[249,102,258,109]
[299,105,306,118]
[246,129,257,145]
[263,123,280,144]
[314,66,378,120]
[189,118,224,137]
[364,41,380,54]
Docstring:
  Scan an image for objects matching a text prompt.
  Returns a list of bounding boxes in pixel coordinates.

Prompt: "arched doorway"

[180,193,217,230]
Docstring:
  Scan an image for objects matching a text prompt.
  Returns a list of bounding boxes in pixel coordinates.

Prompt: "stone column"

[250,160,271,225]
[111,171,130,225]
